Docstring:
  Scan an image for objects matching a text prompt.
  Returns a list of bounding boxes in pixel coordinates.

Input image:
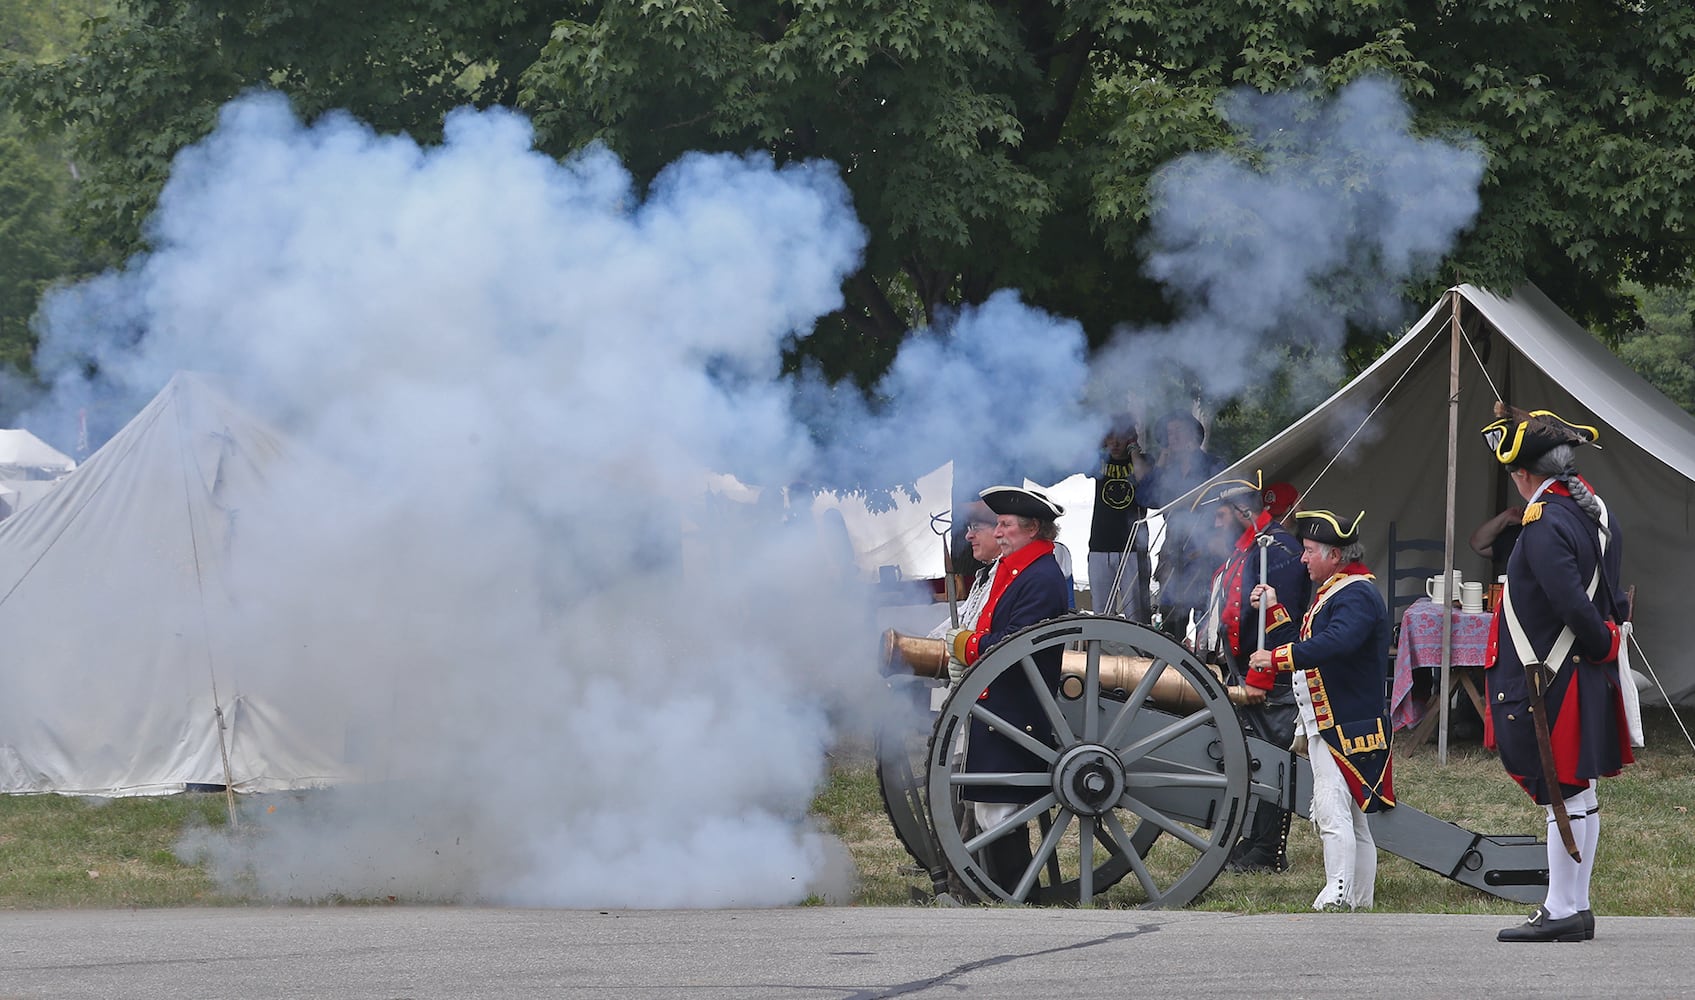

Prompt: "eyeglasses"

[965,522,996,535]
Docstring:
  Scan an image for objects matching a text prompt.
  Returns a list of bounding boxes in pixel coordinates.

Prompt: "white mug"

[1425,569,1463,604]
[1459,581,1485,612]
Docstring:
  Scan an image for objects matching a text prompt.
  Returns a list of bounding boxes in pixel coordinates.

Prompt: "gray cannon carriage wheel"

[925,614,1251,907]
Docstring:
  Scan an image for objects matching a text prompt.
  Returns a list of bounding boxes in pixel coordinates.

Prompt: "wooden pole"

[1439,291,1462,764]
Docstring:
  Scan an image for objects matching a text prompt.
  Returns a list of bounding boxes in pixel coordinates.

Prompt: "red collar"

[999,539,1055,574]
[1233,511,1271,552]
[1541,474,1593,498]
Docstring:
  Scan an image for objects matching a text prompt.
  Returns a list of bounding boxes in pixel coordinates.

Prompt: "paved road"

[1,906,1691,999]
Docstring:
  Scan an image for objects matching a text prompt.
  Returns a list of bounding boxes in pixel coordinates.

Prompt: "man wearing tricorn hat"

[942,485,1072,891]
[1481,404,1632,943]
[1246,509,1393,911]
[1198,475,1310,873]
[927,501,1000,641]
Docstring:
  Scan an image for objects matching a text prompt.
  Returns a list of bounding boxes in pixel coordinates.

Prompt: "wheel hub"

[1052,743,1125,816]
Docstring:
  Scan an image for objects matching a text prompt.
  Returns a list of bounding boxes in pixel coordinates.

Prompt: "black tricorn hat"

[1295,509,1365,547]
[1480,402,1599,468]
[1194,471,1263,511]
[979,485,1065,520]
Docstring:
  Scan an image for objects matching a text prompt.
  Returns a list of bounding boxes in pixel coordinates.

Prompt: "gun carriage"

[879,613,1550,907]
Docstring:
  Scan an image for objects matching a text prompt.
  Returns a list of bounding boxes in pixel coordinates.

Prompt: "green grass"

[2,707,1690,912]
[0,793,233,908]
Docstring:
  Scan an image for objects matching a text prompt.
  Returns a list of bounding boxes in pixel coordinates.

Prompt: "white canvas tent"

[809,464,1099,587]
[0,428,76,519]
[0,373,357,795]
[1218,283,1695,707]
[0,428,75,481]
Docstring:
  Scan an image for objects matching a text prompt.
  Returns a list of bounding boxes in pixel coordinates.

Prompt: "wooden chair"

[1385,520,1444,625]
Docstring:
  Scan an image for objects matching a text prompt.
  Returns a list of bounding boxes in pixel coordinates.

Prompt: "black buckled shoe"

[1580,909,1595,940]
[1497,906,1587,943]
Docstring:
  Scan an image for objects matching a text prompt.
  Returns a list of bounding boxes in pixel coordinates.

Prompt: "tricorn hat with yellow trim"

[1480,402,1598,468]
[1194,470,1264,511]
[1295,509,1365,547]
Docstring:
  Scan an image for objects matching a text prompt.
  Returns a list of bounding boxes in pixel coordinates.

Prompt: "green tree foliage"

[0,0,561,262]
[0,116,78,369]
[3,1,1693,392]
[0,0,106,371]
[1620,280,1695,415]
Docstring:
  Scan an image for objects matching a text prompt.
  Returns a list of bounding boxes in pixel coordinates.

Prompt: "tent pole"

[1439,291,1462,764]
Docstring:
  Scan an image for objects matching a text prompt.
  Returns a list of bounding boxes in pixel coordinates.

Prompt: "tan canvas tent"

[1217,283,1695,707]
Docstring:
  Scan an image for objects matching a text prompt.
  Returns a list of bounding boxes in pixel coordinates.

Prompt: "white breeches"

[973,801,1021,836]
[1308,739,1377,911]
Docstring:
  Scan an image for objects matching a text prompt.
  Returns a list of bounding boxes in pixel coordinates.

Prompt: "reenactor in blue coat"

[1198,478,1310,873]
[1246,509,1393,911]
[943,485,1073,890]
[1482,404,1633,943]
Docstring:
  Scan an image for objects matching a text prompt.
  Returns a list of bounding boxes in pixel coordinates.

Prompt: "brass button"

[1507,714,1516,721]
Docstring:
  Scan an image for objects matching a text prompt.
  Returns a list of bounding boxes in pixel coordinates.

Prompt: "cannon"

[877,614,1550,907]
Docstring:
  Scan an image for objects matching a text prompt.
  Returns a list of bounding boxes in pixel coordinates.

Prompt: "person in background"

[928,501,1000,640]
[1149,411,1224,639]
[1088,413,1152,621]
[942,485,1071,893]
[1246,509,1394,911]
[1198,479,1310,873]
[1482,404,1631,944]
[1469,503,1525,581]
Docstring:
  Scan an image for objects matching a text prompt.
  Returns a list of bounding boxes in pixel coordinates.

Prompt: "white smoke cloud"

[1090,75,1485,417]
[25,91,1098,906]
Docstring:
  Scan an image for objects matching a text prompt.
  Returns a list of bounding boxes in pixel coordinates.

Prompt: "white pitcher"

[1425,569,1463,604]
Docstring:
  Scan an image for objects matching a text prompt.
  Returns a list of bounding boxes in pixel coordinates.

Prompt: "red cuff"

[1245,643,1293,690]
[1590,620,1621,663]
[958,630,984,665]
[1265,602,1291,632]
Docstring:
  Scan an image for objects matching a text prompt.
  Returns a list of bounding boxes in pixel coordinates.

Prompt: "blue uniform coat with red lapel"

[1216,517,1309,675]
[1254,567,1395,811]
[960,542,1071,803]
[1485,487,1632,803]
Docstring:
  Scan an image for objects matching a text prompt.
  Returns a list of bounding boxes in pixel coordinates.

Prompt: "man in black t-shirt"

[1088,415,1152,622]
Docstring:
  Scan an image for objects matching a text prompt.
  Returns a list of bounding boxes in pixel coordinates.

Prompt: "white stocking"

[1574,784,1599,912]
[1542,784,1592,920]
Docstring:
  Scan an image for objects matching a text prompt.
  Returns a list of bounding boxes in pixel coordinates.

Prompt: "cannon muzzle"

[882,629,949,678]
[880,628,1249,706]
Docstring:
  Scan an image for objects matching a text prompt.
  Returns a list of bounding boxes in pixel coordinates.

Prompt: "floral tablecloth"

[1390,597,1493,732]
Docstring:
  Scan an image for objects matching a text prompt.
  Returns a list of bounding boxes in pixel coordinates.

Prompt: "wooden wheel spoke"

[967,703,1060,764]
[1113,709,1213,765]
[1024,654,1077,748]
[1116,794,1212,852]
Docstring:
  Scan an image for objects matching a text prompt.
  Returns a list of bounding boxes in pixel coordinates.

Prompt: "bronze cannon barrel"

[880,628,1248,708]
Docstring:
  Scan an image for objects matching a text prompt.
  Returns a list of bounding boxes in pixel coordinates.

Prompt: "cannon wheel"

[924,614,1250,907]
[875,674,946,879]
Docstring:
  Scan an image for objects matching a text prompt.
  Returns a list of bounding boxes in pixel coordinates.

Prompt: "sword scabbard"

[1523,659,1581,862]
